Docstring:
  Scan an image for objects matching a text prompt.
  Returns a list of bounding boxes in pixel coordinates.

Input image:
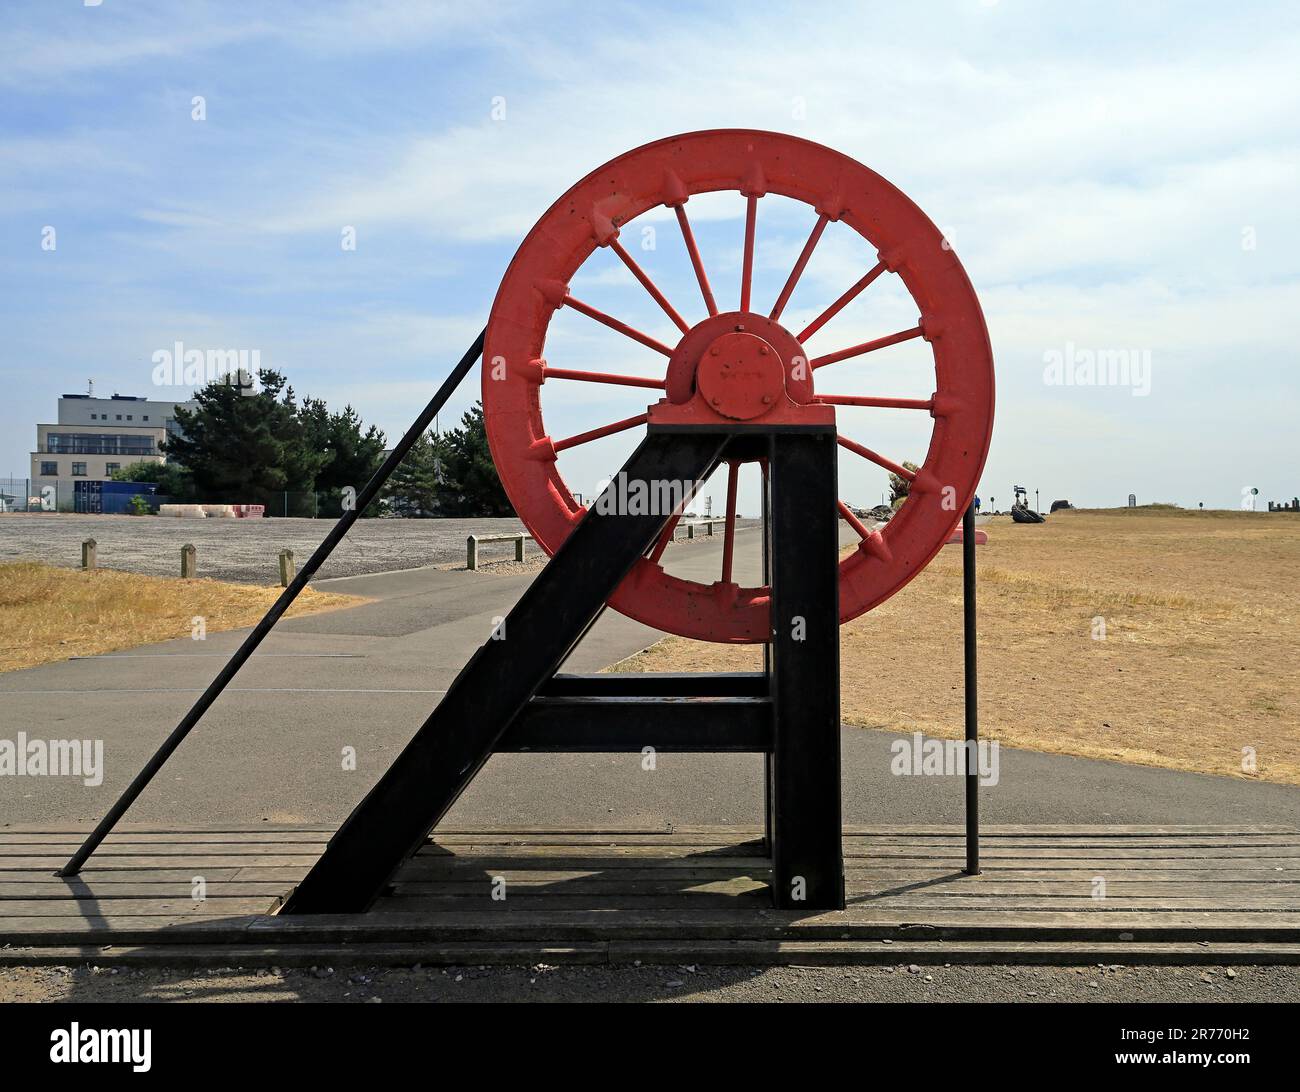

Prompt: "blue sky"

[2,0,1297,515]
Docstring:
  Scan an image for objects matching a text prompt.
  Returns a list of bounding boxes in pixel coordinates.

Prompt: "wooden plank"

[0,942,613,967]
[0,824,336,835]
[385,879,770,900]
[0,843,325,858]
[0,831,331,846]
[8,871,1295,898]
[372,892,775,912]
[0,916,265,943]
[840,845,1300,858]
[842,825,1299,836]
[0,855,321,870]
[842,836,1300,849]
[398,866,1300,885]
[841,896,1300,911]
[243,908,1300,942]
[6,822,1294,836]
[0,882,294,899]
[0,897,281,917]
[0,867,309,885]
[386,875,1300,897]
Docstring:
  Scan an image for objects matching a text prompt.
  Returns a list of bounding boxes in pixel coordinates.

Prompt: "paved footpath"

[2,526,1296,830]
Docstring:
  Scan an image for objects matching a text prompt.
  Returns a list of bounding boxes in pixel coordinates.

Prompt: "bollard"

[515,535,525,562]
[279,549,295,588]
[466,536,478,571]
[707,521,715,536]
[180,543,197,579]
[687,523,695,540]
[81,538,97,570]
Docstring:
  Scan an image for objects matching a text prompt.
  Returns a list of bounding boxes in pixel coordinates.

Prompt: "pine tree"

[382,430,444,517]
[436,403,513,516]
[164,370,329,513]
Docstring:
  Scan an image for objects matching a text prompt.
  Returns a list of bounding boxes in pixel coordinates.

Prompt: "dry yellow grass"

[615,508,1300,785]
[0,562,367,673]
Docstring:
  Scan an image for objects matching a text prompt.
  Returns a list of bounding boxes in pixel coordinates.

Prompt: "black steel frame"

[282,424,847,913]
[61,328,981,911]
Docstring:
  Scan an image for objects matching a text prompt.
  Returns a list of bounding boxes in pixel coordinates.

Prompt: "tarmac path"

[2,526,1296,830]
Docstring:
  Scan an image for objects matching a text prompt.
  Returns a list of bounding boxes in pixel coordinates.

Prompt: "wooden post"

[81,538,97,570]
[278,549,295,588]
[466,536,478,570]
[707,521,715,536]
[687,523,695,540]
[180,543,197,579]
[515,535,525,562]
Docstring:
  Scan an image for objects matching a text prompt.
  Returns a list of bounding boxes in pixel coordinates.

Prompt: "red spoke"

[561,292,675,356]
[553,412,649,453]
[798,260,887,342]
[608,238,691,335]
[818,394,933,411]
[769,213,829,322]
[811,324,925,369]
[838,500,892,562]
[836,435,915,481]
[545,366,664,390]
[674,205,718,316]
[740,195,758,313]
[720,461,740,583]
[837,500,873,541]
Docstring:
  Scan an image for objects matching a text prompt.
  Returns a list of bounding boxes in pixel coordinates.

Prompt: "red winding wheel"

[483,130,994,643]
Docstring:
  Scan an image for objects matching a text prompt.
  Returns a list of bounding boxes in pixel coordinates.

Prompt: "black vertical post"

[768,429,844,910]
[962,503,980,875]
[760,462,772,855]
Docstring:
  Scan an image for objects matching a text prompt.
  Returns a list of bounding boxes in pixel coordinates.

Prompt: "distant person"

[973,495,981,513]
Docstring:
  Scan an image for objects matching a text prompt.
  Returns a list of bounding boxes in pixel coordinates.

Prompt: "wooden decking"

[3,825,1299,966]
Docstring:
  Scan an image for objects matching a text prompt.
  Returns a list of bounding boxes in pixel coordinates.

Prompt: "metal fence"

[0,479,356,518]
[0,477,66,512]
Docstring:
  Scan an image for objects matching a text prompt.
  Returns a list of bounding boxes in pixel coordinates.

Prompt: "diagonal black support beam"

[282,429,729,913]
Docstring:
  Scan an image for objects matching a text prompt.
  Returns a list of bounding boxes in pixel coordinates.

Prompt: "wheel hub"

[695,329,783,420]
[664,310,814,408]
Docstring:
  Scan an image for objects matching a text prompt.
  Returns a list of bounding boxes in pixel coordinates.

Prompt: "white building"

[29,393,197,507]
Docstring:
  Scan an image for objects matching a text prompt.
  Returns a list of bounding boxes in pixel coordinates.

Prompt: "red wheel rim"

[484,129,994,643]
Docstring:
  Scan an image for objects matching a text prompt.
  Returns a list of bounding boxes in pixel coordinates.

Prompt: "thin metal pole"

[60,329,486,876]
[962,502,980,875]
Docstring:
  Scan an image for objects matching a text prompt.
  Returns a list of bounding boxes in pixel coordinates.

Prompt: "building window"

[40,461,57,476]
[46,433,156,456]
[142,415,149,421]
[72,462,87,476]
[105,462,120,475]
[116,414,122,420]
[126,415,133,420]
